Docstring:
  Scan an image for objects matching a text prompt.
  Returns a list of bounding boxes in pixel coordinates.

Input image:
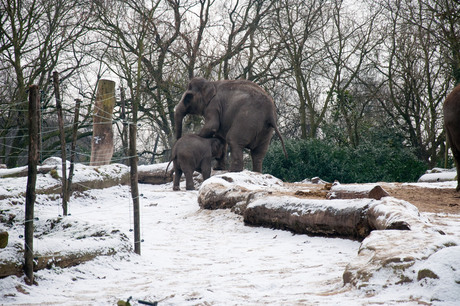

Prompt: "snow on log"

[366,197,425,231]
[327,183,389,200]
[0,216,132,278]
[417,168,456,183]
[0,157,130,199]
[138,163,173,185]
[0,165,56,178]
[243,197,431,239]
[343,229,459,290]
[244,196,372,239]
[199,171,435,239]
[198,171,285,213]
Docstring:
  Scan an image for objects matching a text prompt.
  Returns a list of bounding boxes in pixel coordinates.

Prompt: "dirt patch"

[286,182,460,215]
[384,184,460,214]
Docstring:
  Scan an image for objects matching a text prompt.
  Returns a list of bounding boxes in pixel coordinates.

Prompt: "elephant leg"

[201,159,212,181]
[214,143,227,170]
[228,141,244,172]
[448,133,460,191]
[173,166,182,191]
[250,140,271,173]
[184,170,195,190]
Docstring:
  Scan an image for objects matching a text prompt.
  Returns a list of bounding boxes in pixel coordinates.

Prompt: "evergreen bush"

[263,138,427,183]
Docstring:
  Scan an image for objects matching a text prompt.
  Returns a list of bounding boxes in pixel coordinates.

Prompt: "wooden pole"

[90,79,115,166]
[24,85,40,285]
[129,121,141,255]
[53,71,68,216]
[120,86,129,165]
[130,41,143,255]
[66,99,81,203]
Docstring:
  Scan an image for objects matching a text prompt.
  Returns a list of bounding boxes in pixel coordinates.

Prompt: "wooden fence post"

[120,87,129,165]
[66,99,81,203]
[90,79,115,166]
[53,71,68,216]
[24,85,40,285]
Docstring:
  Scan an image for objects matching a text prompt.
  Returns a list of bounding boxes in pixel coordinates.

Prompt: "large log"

[0,217,132,278]
[243,196,430,239]
[138,163,173,185]
[342,228,454,288]
[243,196,372,239]
[327,184,389,200]
[198,172,433,239]
[0,165,56,178]
[0,159,130,200]
[90,79,116,166]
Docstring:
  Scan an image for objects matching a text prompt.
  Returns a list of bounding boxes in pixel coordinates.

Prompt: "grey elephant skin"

[444,83,460,191]
[174,77,288,172]
[166,134,225,191]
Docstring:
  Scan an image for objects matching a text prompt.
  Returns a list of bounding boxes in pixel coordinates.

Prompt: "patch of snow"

[418,171,456,183]
[201,170,285,191]
[138,162,169,172]
[248,196,372,213]
[1,167,460,305]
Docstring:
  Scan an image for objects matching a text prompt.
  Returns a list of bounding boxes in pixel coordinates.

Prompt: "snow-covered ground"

[1,164,460,305]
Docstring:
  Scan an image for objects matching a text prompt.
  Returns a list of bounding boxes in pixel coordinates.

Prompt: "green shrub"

[263,138,427,183]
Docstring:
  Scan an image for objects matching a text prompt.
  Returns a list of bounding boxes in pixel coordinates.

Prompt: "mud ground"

[384,184,460,214]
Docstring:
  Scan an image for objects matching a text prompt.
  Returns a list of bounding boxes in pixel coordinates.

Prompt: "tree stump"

[90,79,116,166]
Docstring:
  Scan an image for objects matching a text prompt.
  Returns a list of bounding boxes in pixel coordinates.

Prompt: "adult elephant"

[444,83,460,191]
[174,77,287,172]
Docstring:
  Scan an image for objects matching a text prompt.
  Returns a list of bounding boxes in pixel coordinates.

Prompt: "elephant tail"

[272,122,288,159]
[165,159,173,177]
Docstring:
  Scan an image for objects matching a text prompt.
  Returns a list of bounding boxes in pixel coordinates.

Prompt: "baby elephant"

[166,134,225,191]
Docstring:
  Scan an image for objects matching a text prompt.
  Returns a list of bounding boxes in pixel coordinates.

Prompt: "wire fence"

[0,93,168,166]
[0,82,170,276]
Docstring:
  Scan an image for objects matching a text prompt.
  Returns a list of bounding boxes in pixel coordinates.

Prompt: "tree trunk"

[90,80,115,166]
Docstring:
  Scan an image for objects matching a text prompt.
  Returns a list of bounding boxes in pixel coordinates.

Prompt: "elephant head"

[174,77,216,139]
[210,137,225,160]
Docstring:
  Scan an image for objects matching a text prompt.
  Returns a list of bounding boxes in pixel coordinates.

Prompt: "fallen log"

[197,171,285,214]
[327,184,389,200]
[0,249,121,278]
[243,196,432,239]
[199,172,434,239]
[138,163,173,185]
[0,165,56,178]
[243,196,372,239]
[342,228,455,288]
[0,217,132,278]
[0,159,130,199]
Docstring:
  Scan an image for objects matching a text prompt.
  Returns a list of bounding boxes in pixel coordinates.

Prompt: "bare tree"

[0,0,91,167]
[371,0,453,166]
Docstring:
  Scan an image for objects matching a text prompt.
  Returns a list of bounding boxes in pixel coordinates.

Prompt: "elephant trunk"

[174,105,185,140]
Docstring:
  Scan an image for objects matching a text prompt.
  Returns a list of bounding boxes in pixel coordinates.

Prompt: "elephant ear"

[182,92,194,107]
[202,82,216,106]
